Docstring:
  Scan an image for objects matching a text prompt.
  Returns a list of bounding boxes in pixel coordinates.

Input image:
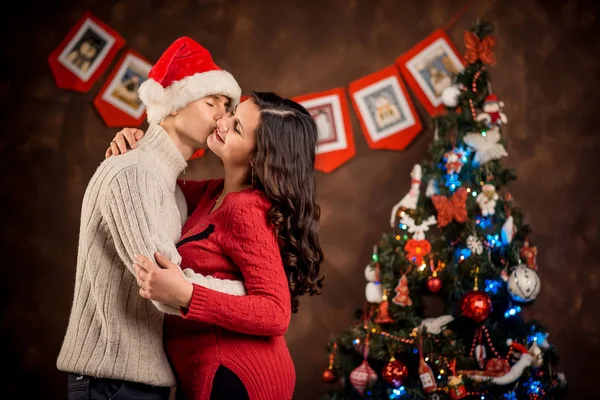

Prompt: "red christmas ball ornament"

[381,356,408,387]
[322,368,338,383]
[426,275,442,292]
[460,291,492,322]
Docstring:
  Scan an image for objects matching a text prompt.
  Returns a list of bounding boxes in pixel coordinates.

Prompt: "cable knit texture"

[56,126,244,387]
[165,178,295,400]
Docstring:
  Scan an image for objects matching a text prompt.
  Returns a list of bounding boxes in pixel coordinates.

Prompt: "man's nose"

[213,106,228,120]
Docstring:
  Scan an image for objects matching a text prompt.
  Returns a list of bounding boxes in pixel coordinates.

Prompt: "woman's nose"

[216,118,230,133]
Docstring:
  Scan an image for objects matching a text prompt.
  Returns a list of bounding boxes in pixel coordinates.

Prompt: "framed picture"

[292,88,355,173]
[93,50,152,127]
[349,65,422,151]
[48,11,125,92]
[396,29,464,115]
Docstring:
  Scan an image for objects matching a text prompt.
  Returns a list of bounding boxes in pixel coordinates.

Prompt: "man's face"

[174,95,230,149]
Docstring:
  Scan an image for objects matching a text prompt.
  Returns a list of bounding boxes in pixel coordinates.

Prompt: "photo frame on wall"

[292,88,355,173]
[48,11,125,92]
[396,29,464,116]
[93,49,152,127]
[349,65,422,151]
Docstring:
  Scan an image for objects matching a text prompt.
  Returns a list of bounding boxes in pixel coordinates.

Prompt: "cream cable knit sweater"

[57,125,245,387]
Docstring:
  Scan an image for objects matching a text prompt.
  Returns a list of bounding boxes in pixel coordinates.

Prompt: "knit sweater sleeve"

[101,168,244,314]
[182,195,291,336]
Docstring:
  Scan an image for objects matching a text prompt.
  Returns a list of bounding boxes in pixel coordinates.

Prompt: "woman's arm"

[182,196,291,336]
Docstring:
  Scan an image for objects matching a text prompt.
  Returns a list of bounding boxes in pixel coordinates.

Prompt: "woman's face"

[208,99,261,168]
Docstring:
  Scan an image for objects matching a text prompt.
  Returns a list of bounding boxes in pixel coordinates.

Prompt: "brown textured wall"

[3,0,599,398]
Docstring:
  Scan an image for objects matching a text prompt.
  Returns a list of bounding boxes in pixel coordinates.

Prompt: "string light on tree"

[504,305,522,318]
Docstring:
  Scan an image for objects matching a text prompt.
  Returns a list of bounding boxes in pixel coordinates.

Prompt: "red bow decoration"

[404,239,431,266]
[431,187,468,227]
[464,31,496,66]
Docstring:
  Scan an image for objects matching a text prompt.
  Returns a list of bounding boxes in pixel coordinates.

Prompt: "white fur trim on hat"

[138,69,241,124]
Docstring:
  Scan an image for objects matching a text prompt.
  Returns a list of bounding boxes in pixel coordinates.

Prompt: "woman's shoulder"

[223,188,271,222]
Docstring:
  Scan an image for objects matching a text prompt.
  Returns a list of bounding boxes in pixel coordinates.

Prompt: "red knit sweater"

[164,179,295,400]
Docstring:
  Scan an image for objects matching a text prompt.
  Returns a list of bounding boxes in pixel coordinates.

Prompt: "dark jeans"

[67,373,170,400]
[209,366,249,400]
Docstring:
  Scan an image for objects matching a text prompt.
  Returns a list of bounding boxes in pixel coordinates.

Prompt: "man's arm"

[100,167,244,315]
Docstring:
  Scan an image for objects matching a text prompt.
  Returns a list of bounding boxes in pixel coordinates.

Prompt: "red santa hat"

[138,36,241,124]
[484,94,499,103]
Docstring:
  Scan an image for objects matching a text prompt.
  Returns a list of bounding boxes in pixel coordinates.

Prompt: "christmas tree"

[321,22,569,400]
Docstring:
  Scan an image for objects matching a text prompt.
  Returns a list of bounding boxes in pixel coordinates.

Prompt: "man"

[57,37,245,400]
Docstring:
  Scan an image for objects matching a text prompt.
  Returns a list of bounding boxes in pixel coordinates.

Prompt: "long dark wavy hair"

[248,91,324,313]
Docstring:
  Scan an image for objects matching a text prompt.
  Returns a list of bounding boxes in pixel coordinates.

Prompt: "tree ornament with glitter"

[461,267,492,322]
[381,354,408,387]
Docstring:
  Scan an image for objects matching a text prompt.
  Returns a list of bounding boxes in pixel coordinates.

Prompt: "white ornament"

[349,360,378,394]
[529,342,544,367]
[390,164,422,227]
[425,179,438,197]
[476,184,499,216]
[442,85,461,107]
[417,315,454,335]
[466,235,484,255]
[463,127,508,166]
[366,282,384,303]
[501,215,516,244]
[475,344,487,368]
[400,214,437,241]
[507,264,541,302]
[364,264,377,282]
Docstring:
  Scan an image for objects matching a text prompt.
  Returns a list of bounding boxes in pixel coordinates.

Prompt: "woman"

[109,92,324,400]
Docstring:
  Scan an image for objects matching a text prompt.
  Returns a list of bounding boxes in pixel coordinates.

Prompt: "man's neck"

[159,120,196,161]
